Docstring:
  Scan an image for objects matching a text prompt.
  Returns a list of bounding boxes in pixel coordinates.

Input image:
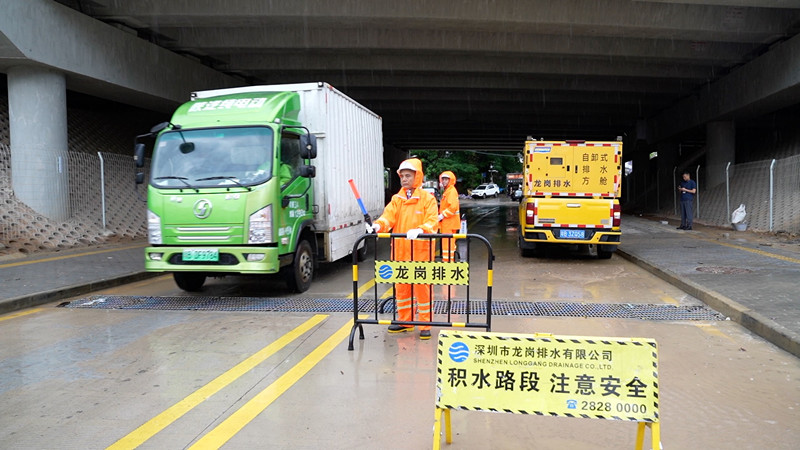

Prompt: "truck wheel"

[518,235,536,257]
[286,240,314,293]
[173,272,206,291]
[597,248,614,259]
[356,241,369,262]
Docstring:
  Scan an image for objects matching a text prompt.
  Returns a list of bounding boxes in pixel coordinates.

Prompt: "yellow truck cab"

[517,138,623,258]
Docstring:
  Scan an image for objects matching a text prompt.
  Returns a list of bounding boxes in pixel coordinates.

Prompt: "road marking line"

[354,277,392,300]
[0,243,146,268]
[357,278,376,297]
[698,238,800,265]
[106,314,328,450]
[659,295,680,306]
[694,323,735,342]
[188,317,358,449]
[0,308,43,322]
[107,278,374,449]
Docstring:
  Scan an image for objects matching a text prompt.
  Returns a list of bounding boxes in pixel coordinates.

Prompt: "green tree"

[414,150,522,192]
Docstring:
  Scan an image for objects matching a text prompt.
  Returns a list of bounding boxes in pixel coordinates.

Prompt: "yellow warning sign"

[436,331,659,422]
[374,261,469,285]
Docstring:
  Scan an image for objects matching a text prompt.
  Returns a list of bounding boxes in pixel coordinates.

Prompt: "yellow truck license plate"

[561,229,585,239]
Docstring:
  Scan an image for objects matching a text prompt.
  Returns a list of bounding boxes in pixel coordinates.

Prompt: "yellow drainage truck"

[517,138,623,259]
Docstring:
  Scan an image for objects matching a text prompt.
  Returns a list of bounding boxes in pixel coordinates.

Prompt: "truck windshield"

[150,126,274,188]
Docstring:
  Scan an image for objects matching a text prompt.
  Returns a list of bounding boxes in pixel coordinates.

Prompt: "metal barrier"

[347,232,494,350]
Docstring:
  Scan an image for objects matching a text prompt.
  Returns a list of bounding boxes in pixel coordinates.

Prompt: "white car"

[471,183,500,199]
[422,187,441,202]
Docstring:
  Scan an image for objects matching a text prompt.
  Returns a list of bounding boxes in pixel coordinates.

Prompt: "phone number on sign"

[581,401,647,414]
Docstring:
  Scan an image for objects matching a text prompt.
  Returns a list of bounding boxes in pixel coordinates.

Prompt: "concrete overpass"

[2,0,800,218]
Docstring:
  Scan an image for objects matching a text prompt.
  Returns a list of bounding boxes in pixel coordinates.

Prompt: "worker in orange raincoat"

[368,158,439,340]
[438,171,460,262]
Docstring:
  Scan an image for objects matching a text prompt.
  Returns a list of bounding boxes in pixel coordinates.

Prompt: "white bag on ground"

[731,204,746,224]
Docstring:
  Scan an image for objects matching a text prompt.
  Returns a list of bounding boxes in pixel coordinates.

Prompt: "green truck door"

[276,135,312,253]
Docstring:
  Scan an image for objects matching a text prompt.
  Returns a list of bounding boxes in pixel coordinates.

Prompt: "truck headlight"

[248,205,273,244]
[147,209,162,244]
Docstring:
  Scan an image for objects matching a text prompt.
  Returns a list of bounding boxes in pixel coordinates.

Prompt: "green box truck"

[134,82,384,292]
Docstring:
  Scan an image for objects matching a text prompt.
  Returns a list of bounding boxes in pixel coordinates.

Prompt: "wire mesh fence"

[0,143,19,246]
[0,142,149,253]
[686,155,800,232]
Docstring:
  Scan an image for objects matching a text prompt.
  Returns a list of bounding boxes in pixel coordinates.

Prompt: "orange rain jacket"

[438,171,460,234]
[373,158,439,261]
[374,158,438,330]
[438,170,461,262]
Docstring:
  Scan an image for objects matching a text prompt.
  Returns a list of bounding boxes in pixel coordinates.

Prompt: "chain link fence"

[662,154,800,233]
[0,142,149,254]
[0,143,18,247]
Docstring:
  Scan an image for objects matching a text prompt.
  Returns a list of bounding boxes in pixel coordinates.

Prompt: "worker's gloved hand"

[438,214,444,221]
[365,223,375,233]
[365,223,380,233]
[406,228,423,240]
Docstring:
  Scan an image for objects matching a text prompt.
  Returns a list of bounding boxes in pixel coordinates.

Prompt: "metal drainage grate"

[62,296,725,321]
[527,302,725,320]
[61,296,358,312]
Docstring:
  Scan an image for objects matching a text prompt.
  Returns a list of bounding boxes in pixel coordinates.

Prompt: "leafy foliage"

[413,150,522,192]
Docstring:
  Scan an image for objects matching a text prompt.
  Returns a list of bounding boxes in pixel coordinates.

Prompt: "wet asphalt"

[1,202,798,358]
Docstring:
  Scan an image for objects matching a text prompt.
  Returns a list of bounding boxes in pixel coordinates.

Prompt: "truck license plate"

[560,229,585,239]
[183,248,219,262]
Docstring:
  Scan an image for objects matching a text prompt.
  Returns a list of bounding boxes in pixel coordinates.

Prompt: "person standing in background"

[678,171,697,230]
[438,171,461,299]
[438,171,460,262]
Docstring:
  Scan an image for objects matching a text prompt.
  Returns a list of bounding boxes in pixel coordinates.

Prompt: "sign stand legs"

[432,408,452,450]
[635,422,661,450]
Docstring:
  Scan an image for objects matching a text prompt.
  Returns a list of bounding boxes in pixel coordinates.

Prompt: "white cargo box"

[193,82,385,262]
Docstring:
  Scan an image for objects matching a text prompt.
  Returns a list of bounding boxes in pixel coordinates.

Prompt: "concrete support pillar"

[656,142,679,213]
[8,65,70,221]
[657,142,678,181]
[624,143,652,210]
[706,121,735,188]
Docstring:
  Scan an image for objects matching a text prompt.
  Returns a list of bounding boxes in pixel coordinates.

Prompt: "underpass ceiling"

[56,0,800,152]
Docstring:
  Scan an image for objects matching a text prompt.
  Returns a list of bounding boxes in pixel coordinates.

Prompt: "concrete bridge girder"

[0,0,798,158]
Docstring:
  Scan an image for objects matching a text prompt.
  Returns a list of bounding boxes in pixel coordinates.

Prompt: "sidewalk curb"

[0,271,161,315]
[617,248,800,358]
